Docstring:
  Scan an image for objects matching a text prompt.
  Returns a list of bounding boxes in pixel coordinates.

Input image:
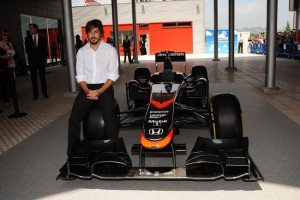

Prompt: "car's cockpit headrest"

[134,68,151,85]
[163,57,173,70]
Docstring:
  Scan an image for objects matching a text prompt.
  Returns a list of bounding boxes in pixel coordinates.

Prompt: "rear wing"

[155,51,186,74]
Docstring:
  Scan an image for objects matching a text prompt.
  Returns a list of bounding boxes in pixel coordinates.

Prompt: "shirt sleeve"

[75,49,86,83]
[107,47,120,82]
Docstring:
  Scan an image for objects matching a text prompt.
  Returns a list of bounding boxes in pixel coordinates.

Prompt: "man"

[67,19,119,157]
[122,35,132,63]
[139,37,146,55]
[75,34,83,53]
[25,23,48,100]
[238,38,243,54]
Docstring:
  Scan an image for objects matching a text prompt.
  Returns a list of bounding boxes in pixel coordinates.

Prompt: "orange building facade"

[81,22,193,56]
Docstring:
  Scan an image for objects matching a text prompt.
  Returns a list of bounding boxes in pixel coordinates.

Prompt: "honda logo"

[149,128,163,135]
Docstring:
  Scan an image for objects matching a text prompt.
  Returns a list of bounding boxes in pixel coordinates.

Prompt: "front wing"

[57,137,263,181]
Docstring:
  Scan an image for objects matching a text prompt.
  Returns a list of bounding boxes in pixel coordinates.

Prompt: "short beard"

[88,37,100,45]
[89,40,99,45]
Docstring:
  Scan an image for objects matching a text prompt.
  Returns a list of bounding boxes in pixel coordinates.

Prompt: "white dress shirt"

[75,40,119,84]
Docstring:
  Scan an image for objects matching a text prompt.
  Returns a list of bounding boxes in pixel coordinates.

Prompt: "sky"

[71,0,295,30]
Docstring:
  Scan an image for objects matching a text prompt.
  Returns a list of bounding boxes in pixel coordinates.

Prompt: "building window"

[117,30,133,45]
[162,22,192,28]
[162,22,177,28]
[139,23,149,29]
[177,22,192,27]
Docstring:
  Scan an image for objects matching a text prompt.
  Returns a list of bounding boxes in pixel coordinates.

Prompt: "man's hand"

[86,89,103,100]
[86,90,98,100]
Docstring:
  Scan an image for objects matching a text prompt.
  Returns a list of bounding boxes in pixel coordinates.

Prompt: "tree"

[284,20,291,34]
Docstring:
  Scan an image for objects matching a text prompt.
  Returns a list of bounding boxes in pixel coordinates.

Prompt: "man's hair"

[29,23,38,30]
[85,19,104,36]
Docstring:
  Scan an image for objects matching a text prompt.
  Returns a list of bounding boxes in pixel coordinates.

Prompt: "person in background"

[83,39,88,45]
[67,19,120,157]
[238,38,243,53]
[122,35,132,63]
[75,34,83,53]
[50,41,57,66]
[0,30,17,104]
[107,37,115,47]
[139,37,146,55]
[25,23,49,100]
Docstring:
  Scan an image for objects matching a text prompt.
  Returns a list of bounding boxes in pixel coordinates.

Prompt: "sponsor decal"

[149,114,167,119]
[169,52,185,57]
[150,111,169,114]
[149,128,164,135]
[157,53,167,57]
[148,119,168,126]
[156,52,185,57]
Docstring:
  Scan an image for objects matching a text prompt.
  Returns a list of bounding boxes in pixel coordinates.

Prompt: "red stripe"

[150,96,176,109]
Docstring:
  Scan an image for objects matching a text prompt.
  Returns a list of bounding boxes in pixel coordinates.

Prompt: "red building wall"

[81,22,193,55]
[141,23,193,54]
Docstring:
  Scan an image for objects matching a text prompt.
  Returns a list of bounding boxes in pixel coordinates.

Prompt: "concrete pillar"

[132,0,139,63]
[265,0,278,90]
[228,0,235,68]
[213,0,220,61]
[112,0,121,69]
[62,0,77,92]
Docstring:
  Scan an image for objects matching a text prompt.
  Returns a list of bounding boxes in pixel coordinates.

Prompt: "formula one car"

[57,51,263,181]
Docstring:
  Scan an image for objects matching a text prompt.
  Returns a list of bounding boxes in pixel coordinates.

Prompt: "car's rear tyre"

[210,93,243,139]
[83,99,120,140]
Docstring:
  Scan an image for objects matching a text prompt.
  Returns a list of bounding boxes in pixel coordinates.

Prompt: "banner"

[205,29,238,54]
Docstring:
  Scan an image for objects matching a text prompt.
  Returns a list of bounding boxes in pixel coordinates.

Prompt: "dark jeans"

[29,64,47,97]
[67,84,119,157]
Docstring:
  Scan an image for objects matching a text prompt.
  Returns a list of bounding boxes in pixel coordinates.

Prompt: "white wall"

[72,0,205,53]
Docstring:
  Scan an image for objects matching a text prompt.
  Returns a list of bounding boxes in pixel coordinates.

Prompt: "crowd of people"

[248,29,300,59]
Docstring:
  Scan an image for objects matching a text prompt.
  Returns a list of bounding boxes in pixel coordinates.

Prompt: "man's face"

[29,25,37,35]
[88,27,101,45]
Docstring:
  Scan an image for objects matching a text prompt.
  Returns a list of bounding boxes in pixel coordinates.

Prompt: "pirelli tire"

[210,93,243,139]
[83,99,120,140]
